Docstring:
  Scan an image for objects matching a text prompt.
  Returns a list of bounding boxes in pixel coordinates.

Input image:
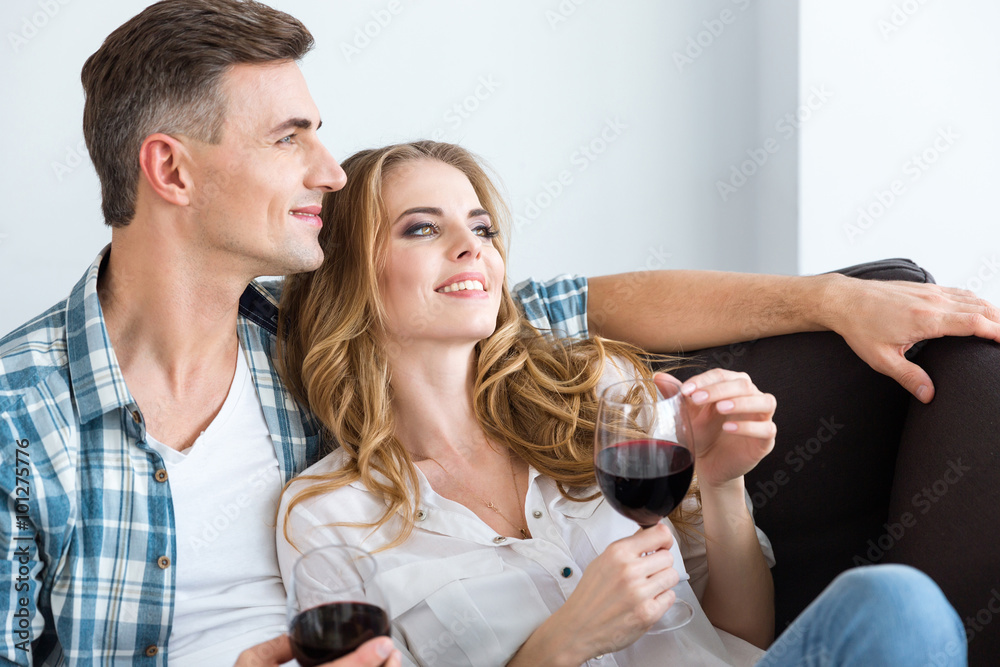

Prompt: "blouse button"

[561,567,573,578]
[416,509,428,521]
[157,556,171,569]
[132,410,142,424]
[595,654,604,660]
[493,536,507,544]
[154,469,168,483]
[532,510,543,518]
[144,645,159,657]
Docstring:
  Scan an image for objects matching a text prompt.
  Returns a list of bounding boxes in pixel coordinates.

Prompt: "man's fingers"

[324,637,397,667]
[234,634,293,667]
[954,311,1000,343]
[883,357,935,404]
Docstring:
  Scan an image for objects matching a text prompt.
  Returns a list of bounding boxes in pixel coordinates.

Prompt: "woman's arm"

[697,479,774,648]
[655,369,778,647]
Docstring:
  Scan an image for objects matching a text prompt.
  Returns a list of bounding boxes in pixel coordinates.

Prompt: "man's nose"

[307,143,347,193]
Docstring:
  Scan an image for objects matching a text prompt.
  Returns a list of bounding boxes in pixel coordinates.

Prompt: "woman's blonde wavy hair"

[278,141,698,550]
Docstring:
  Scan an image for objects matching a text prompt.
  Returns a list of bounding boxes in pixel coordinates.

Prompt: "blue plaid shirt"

[0,247,588,666]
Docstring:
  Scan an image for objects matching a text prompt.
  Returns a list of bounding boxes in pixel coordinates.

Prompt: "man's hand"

[821,276,1000,403]
[235,634,401,667]
[587,269,1000,405]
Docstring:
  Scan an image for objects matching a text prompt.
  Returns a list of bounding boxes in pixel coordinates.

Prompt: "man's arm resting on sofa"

[587,269,1000,403]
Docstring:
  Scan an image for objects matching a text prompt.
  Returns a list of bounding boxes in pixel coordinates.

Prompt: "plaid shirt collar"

[65,247,134,426]
[63,245,319,480]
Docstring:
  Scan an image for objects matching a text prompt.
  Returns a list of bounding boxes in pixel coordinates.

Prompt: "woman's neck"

[387,341,486,462]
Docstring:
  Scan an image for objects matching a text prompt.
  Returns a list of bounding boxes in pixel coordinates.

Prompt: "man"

[1,1,998,666]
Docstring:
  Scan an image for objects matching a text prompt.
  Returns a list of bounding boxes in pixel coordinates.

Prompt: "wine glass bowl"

[287,545,390,667]
[594,378,696,630]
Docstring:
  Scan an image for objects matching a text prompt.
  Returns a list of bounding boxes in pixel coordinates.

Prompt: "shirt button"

[132,411,142,424]
[595,654,604,660]
[532,510,543,518]
[157,556,171,569]
[561,567,573,578]
[493,536,507,544]
[145,645,159,657]
[154,469,168,483]
[416,509,428,521]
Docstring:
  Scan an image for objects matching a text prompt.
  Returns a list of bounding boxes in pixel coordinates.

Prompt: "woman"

[275,141,964,666]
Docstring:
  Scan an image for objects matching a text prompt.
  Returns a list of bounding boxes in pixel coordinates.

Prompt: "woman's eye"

[404,222,437,237]
[475,225,499,238]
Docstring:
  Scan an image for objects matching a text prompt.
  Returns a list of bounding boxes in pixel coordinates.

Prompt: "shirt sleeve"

[511,274,589,340]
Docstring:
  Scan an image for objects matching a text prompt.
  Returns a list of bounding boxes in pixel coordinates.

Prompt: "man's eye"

[278,134,296,145]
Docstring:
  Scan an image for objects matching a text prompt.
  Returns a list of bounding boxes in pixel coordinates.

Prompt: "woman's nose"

[452,227,482,261]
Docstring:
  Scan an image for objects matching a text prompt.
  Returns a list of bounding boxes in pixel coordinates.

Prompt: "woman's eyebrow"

[392,207,490,225]
[393,207,442,225]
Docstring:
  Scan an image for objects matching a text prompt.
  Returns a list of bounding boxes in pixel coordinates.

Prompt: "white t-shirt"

[147,346,288,666]
[277,448,774,667]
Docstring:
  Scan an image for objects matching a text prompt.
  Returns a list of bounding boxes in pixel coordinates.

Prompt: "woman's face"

[378,159,505,348]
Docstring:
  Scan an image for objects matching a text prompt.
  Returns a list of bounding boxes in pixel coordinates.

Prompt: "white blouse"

[276,449,774,667]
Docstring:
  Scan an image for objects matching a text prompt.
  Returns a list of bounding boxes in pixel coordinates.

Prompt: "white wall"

[6,1,994,336]
[799,0,1000,303]
[0,0,797,335]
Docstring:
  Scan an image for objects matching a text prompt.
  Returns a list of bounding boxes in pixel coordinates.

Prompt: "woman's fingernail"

[717,400,735,412]
[692,390,709,403]
[916,385,929,402]
[681,382,696,395]
[723,422,738,432]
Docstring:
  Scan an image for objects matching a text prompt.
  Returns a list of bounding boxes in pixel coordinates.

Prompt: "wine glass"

[594,378,696,631]
[287,545,391,667]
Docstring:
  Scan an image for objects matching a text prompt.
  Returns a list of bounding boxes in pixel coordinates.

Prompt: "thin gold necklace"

[428,449,529,539]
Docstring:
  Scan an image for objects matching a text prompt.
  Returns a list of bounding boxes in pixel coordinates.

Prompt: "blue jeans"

[757,564,966,667]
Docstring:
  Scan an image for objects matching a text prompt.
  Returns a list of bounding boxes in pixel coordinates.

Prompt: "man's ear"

[138,133,193,207]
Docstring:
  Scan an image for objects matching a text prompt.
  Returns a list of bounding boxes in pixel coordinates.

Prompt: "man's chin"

[271,247,325,277]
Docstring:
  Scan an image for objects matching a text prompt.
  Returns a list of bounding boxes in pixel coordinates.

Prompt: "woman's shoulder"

[283,449,381,518]
[297,446,352,479]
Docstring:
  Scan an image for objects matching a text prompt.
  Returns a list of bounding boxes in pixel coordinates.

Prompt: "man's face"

[186,61,346,277]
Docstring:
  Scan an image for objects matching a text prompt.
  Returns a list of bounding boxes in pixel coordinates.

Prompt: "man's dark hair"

[81,0,314,227]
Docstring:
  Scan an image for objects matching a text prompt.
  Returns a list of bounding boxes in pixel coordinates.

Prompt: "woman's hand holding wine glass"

[509,524,679,667]
[660,369,777,490]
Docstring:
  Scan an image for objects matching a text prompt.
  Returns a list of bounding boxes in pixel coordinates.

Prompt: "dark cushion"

[661,259,928,632]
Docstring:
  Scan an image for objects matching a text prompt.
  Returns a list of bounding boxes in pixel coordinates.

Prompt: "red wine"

[595,439,694,528]
[290,601,390,667]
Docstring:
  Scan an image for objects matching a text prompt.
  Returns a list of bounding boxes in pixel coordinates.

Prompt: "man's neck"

[98,225,252,450]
